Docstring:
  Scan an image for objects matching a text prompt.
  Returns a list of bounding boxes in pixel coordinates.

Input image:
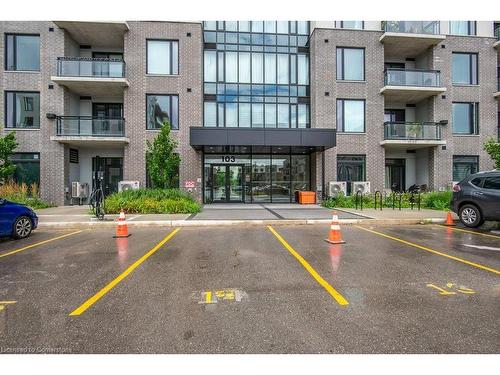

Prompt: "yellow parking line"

[355,226,500,276]
[435,225,500,239]
[69,228,181,316]
[0,230,87,259]
[267,225,348,306]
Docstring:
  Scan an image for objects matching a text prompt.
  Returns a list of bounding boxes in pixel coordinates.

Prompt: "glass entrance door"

[211,164,244,202]
[385,158,406,192]
[92,157,123,196]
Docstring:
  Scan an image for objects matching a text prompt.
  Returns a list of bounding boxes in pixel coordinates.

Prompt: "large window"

[337,155,366,195]
[5,91,40,128]
[146,94,179,130]
[449,21,476,36]
[452,53,478,85]
[452,102,478,135]
[5,34,40,71]
[453,156,478,181]
[10,153,40,186]
[147,40,179,75]
[337,99,365,132]
[337,48,364,81]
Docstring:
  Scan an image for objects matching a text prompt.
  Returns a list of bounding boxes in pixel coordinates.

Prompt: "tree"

[484,138,500,170]
[0,128,18,184]
[146,121,180,189]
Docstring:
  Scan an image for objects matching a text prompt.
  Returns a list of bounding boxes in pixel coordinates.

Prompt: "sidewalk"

[35,203,453,228]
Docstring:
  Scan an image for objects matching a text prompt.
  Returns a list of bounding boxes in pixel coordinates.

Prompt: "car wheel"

[12,216,33,239]
[459,204,483,228]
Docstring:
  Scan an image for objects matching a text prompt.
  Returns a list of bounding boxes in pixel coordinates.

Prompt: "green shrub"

[0,180,52,209]
[421,191,452,210]
[104,188,201,214]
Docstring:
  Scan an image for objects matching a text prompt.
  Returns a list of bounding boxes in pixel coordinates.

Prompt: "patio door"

[385,158,406,192]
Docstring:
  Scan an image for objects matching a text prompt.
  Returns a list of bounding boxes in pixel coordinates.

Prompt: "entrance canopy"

[190,127,336,153]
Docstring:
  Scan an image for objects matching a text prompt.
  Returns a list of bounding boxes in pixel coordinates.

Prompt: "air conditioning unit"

[328,181,347,197]
[71,182,89,198]
[352,181,371,195]
[118,180,140,192]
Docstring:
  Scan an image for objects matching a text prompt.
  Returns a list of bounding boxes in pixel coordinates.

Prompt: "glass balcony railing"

[384,122,442,141]
[384,68,441,87]
[495,26,500,39]
[382,21,440,35]
[56,57,125,78]
[56,116,125,137]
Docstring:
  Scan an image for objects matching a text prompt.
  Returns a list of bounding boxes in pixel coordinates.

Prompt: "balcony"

[381,69,446,103]
[494,27,500,49]
[380,122,446,149]
[53,21,128,48]
[50,116,129,146]
[51,57,129,96]
[380,21,445,57]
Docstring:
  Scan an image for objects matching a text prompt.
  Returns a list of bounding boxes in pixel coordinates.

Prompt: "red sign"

[184,180,195,188]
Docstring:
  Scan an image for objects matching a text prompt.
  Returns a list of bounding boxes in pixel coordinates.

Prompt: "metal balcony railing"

[56,57,125,78]
[56,116,125,136]
[384,68,442,87]
[382,21,441,35]
[384,122,442,141]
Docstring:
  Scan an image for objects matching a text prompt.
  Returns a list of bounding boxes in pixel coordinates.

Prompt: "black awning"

[189,127,336,151]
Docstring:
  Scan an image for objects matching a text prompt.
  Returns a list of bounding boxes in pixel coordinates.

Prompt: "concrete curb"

[38,217,447,228]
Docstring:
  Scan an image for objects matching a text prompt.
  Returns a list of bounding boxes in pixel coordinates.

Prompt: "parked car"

[451,170,500,227]
[0,198,38,239]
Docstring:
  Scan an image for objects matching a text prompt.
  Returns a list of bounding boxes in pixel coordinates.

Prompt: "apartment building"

[1,20,498,205]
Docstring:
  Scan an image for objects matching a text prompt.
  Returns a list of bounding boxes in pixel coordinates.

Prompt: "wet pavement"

[0,224,498,353]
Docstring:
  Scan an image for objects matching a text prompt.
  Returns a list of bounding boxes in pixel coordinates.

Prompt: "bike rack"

[374,190,383,211]
[410,192,421,210]
[392,192,402,211]
[355,190,363,210]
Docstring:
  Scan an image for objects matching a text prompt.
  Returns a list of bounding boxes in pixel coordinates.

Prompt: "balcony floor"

[380,139,446,150]
[50,135,130,148]
[380,32,446,58]
[51,76,129,96]
[380,85,446,103]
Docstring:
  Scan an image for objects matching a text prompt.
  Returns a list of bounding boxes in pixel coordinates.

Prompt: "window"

[453,156,478,181]
[452,53,477,85]
[337,21,364,30]
[147,40,178,75]
[5,34,40,71]
[337,155,366,195]
[10,153,40,186]
[5,91,40,128]
[146,94,179,130]
[337,99,365,132]
[449,21,476,36]
[483,176,500,190]
[337,47,364,81]
[452,102,478,135]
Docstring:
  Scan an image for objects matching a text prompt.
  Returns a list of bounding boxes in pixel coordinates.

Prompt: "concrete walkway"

[34,203,453,228]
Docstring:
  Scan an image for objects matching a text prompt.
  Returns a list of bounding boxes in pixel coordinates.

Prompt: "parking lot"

[0,223,498,354]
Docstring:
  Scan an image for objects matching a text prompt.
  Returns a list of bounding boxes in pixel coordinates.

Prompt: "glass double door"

[211,165,244,203]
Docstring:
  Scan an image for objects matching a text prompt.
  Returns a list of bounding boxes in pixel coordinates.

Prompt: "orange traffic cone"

[325,211,346,244]
[114,209,131,238]
[444,211,456,226]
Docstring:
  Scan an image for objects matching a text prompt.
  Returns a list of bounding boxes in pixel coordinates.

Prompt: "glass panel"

[297,55,308,85]
[225,52,238,83]
[6,35,15,70]
[450,21,471,35]
[252,156,271,203]
[252,53,264,83]
[341,21,363,29]
[212,165,226,201]
[264,54,276,83]
[483,177,500,190]
[291,155,310,202]
[272,156,291,202]
[298,104,308,128]
[229,165,244,201]
[217,52,225,81]
[453,156,478,180]
[277,21,289,34]
[11,153,40,186]
[204,21,217,30]
[10,92,40,128]
[239,103,251,127]
[452,103,474,134]
[342,48,364,80]
[204,102,217,127]
[297,21,308,34]
[218,103,225,126]
[226,102,238,127]
[252,103,264,127]
[147,40,171,74]
[252,21,263,32]
[147,95,176,129]
[343,100,364,132]
[336,48,343,79]
[225,21,238,31]
[277,54,289,84]
[265,103,276,127]
[264,21,276,33]
[277,104,289,128]
[171,96,179,129]
[204,51,217,82]
[239,21,250,32]
[15,35,40,71]
[452,53,472,84]
[171,41,179,74]
[239,52,251,83]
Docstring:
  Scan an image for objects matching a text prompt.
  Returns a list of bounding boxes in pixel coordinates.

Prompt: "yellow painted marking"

[69,228,180,316]
[0,230,87,259]
[355,226,500,276]
[205,291,213,304]
[0,301,17,312]
[267,226,348,306]
[446,283,476,294]
[436,225,500,239]
[426,284,457,295]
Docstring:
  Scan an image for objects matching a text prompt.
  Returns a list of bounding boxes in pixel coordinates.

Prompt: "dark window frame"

[9,152,41,185]
[145,93,180,130]
[449,21,477,36]
[336,98,366,133]
[336,47,365,81]
[452,101,479,135]
[146,39,179,75]
[4,33,40,71]
[452,52,478,85]
[452,155,479,181]
[4,90,41,129]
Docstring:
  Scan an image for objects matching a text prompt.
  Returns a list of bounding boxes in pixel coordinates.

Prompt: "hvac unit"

[328,181,347,197]
[71,182,89,198]
[118,180,140,192]
[351,181,371,195]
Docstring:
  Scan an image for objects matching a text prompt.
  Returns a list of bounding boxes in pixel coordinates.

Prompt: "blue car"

[0,198,38,239]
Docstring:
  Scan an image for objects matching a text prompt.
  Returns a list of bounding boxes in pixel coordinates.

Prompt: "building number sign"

[221,155,236,163]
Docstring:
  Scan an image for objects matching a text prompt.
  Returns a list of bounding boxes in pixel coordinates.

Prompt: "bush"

[322,190,452,211]
[104,188,201,214]
[0,180,52,209]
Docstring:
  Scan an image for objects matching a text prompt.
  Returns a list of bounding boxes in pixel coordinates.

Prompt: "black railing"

[384,122,442,141]
[56,116,125,136]
[385,68,441,87]
[383,21,440,35]
[56,57,125,78]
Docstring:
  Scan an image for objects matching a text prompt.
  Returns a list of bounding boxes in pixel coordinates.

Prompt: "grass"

[322,191,452,211]
[0,180,53,209]
[104,188,202,214]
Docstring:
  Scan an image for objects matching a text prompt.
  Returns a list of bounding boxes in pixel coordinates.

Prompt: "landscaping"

[322,190,453,211]
[104,188,202,214]
[0,180,53,209]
